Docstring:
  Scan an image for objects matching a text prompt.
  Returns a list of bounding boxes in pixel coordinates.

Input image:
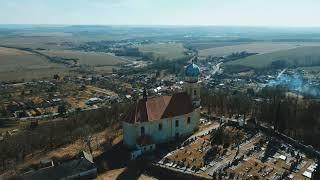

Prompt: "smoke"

[267,73,320,97]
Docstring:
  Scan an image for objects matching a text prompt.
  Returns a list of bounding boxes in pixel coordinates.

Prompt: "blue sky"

[1,0,319,26]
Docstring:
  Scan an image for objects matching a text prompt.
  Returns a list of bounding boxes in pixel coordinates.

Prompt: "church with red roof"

[123,59,201,154]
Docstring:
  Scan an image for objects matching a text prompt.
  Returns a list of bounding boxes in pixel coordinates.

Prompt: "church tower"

[184,57,201,108]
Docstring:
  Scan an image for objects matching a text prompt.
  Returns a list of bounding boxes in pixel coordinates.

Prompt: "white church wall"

[123,111,200,148]
[136,117,172,143]
[123,122,138,147]
[175,111,199,136]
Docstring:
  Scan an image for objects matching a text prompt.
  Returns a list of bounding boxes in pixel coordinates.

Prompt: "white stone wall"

[123,110,200,148]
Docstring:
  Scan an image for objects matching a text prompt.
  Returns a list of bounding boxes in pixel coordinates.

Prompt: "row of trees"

[201,87,320,148]
[0,102,132,172]
[201,89,251,120]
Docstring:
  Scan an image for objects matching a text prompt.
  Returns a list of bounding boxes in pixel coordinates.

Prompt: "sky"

[1,0,320,27]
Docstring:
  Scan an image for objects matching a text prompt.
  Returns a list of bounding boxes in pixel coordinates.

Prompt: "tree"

[53,74,60,80]
[58,104,67,115]
[0,105,8,118]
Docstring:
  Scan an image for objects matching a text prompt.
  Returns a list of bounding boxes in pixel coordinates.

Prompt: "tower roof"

[185,63,201,77]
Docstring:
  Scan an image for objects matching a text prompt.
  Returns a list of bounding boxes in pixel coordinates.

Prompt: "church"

[123,60,201,153]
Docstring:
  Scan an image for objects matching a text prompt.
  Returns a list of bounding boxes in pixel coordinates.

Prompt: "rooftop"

[126,92,193,123]
[185,63,201,77]
[22,154,96,180]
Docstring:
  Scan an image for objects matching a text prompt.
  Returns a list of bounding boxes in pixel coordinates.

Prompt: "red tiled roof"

[126,92,193,123]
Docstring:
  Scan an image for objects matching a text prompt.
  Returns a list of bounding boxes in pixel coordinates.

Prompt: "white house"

[123,60,202,150]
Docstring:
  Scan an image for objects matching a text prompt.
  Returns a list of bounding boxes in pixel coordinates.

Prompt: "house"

[85,97,102,106]
[21,152,97,180]
[123,59,201,150]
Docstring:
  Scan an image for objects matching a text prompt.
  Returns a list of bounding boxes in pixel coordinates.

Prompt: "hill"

[225,46,320,69]
[199,42,320,57]
[38,50,129,73]
[39,50,128,66]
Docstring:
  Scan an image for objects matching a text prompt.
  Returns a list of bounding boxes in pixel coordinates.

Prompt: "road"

[86,85,117,96]
[212,62,223,76]
[277,68,287,79]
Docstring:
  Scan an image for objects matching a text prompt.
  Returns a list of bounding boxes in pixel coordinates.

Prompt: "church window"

[175,132,179,138]
[187,117,191,124]
[141,126,145,136]
[175,120,179,127]
[194,90,197,96]
[158,123,163,131]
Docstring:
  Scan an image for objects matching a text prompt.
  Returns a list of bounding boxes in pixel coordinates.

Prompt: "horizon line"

[1,23,320,29]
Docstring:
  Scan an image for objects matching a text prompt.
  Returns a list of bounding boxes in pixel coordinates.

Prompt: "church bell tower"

[184,57,201,108]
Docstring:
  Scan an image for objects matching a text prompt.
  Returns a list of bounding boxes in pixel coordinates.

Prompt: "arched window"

[194,89,197,96]
[141,126,145,136]
[158,123,163,131]
[187,117,191,124]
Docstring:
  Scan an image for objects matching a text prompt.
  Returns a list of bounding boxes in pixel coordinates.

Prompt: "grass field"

[0,47,70,81]
[94,66,120,73]
[299,66,320,72]
[186,42,248,50]
[0,33,128,50]
[226,46,320,69]
[0,36,79,50]
[137,42,186,60]
[0,47,129,81]
[39,50,128,67]
[199,42,320,57]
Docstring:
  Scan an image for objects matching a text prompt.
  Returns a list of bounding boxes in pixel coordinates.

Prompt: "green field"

[226,46,320,69]
[137,43,186,60]
[0,47,70,81]
[199,42,320,57]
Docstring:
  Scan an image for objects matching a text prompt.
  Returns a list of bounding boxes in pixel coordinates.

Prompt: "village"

[0,39,320,179]
[0,52,320,178]
[2,0,320,178]
[0,56,319,179]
